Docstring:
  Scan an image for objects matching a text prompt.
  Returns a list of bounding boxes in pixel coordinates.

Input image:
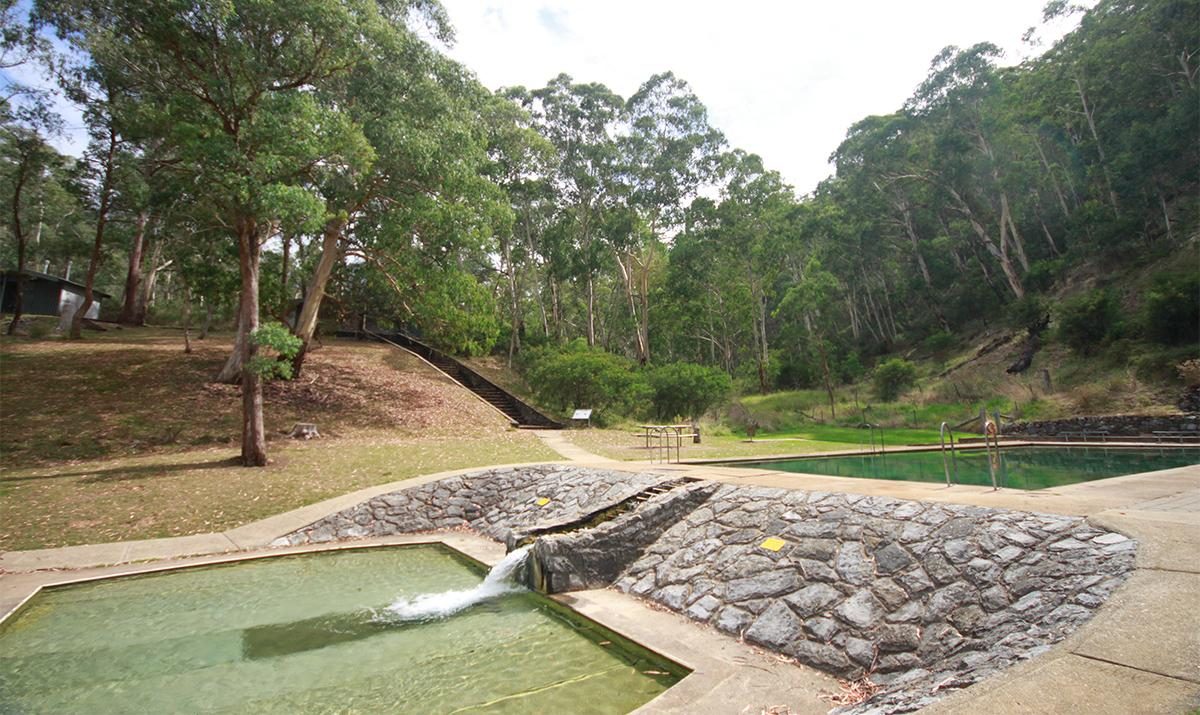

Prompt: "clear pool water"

[0,545,685,713]
[723,446,1200,490]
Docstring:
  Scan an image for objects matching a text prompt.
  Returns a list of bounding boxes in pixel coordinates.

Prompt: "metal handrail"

[939,422,959,487]
[859,423,885,455]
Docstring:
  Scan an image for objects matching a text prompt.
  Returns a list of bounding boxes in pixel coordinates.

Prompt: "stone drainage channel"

[280,465,1136,715]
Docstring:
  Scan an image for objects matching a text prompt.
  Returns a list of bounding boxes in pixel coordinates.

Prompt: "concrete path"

[531,430,615,462]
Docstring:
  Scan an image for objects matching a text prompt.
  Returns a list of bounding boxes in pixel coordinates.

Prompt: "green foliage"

[873,358,917,401]
[1057,289,1120,355]
[526,340,649,421]
[248,322,303,380]
[1006,295,1049,333]
[646,362,732,421]
[922,331,955,356]
[1142,272,1200,346]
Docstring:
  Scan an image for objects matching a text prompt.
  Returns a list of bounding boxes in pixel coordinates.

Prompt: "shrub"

[527,340,648,420]
[1056,289,1119,355]
[1143,272,1199,346]
[646,362,732,421]
[922,331,955,356]
[1179,359,1200,386]
[1006,295,1049,334]
[249,322,302,380]
[27,319,52,339]
[872,358,917,401]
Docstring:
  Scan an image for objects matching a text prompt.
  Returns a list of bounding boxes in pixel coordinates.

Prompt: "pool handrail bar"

[939,421,959,487]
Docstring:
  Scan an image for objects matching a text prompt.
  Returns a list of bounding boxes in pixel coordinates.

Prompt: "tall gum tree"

[40,0,432,466]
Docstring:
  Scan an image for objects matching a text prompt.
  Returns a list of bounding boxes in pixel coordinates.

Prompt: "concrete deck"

[2,440,1197,713]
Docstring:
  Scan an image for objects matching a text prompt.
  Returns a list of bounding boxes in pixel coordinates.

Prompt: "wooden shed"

[0,269,113,322]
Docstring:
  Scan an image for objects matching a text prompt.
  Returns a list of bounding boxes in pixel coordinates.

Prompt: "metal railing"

[939,422,959,487]
[860,423,885,455]
[648,426,682,464]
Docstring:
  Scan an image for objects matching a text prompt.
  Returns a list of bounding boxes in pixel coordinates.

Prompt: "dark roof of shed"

[1,269,113,300]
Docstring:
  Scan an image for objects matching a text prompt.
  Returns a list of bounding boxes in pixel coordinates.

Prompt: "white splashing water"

[383,546,531,622]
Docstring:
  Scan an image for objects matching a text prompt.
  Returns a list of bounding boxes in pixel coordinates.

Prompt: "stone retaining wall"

[279,466,1137,715]
[277,465,671,546]
[549,482,1135,714]
[1007,413,1198,437]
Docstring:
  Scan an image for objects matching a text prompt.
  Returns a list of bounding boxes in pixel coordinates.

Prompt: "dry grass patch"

[0,328,561,551]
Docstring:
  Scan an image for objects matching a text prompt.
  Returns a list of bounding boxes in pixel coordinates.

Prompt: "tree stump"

[289,422,321,440]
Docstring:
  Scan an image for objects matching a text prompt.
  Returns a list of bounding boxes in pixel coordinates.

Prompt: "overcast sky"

[5,1,1087,196]
[439,0,1086,194]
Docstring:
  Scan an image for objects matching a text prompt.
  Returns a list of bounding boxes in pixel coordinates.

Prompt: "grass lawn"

[0,330,559,551]
[566,423,943,462]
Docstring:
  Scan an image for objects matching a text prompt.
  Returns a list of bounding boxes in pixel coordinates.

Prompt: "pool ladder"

[939,422,959,487]
[860,423,885,455]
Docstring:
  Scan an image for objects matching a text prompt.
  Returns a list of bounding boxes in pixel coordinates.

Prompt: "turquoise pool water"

[723,446,1199,490]
[0,545,685,713]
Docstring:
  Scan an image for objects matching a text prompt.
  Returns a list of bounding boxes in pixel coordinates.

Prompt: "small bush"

[27,320,52,339]
[249,322,302,380]
[527,340,649,420]
[646,362,732,421]
[1007,295,1049,334]
[1056,289,1119,355]
[1143,272,1199,346]
[873,358,917,401]
[1179,359,1200,386]
[922,331,955,356]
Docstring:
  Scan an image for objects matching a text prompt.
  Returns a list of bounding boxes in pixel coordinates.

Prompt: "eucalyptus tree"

[485,88,556,363]
[522,74,624,347]
[613,72,725,363]
[41,0,454,466]
[709,151,795,393]
[906,44,1029,299]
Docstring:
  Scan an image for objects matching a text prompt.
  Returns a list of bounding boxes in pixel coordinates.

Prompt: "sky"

[438,0,1087,194]
[3,1,1087,195]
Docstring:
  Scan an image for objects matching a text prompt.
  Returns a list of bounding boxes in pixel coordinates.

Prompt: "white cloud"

[440,0,1088,194]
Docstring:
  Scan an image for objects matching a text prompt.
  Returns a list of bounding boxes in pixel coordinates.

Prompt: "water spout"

[382,546,531,622]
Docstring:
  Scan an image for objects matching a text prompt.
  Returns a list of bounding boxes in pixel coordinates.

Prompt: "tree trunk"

[290,218,343,377]
[182,289,192,354]
[70,125,119,339]
[947,187,1024,298]
[1075,77,1120,213]
[585,275,596,347]
[216,298,244,383]
[236,217,267,467]
[278,232,290,321]
[1033,136,1071,217]
[6,157,30,336]
[198,300,213,339]
[117,211,149,324]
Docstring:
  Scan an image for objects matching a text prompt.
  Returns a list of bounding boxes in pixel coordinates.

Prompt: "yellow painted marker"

[760,537,786,552]
[536,497,550,507]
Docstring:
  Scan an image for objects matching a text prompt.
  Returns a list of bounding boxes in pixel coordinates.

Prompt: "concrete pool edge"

[0,531,840,715]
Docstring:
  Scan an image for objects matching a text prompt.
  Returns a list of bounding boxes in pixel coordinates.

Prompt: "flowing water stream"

[383,545,530,622]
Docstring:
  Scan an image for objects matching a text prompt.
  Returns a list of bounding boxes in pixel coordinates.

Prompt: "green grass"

[749,424,942,446]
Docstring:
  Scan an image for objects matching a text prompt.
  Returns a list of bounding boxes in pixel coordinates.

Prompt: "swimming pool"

[0,545,685,713]
[720,446,1199,490]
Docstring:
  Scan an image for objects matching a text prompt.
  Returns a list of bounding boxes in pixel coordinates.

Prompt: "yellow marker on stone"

[760,537,786,552]
[536,497,550,507]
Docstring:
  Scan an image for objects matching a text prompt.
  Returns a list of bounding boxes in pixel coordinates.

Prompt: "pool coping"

[679,438,1199,465]
[0,531,841,715]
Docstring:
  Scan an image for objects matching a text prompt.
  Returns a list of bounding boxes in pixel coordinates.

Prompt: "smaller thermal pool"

[0,545,686,714]
[720,445,1199,490]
